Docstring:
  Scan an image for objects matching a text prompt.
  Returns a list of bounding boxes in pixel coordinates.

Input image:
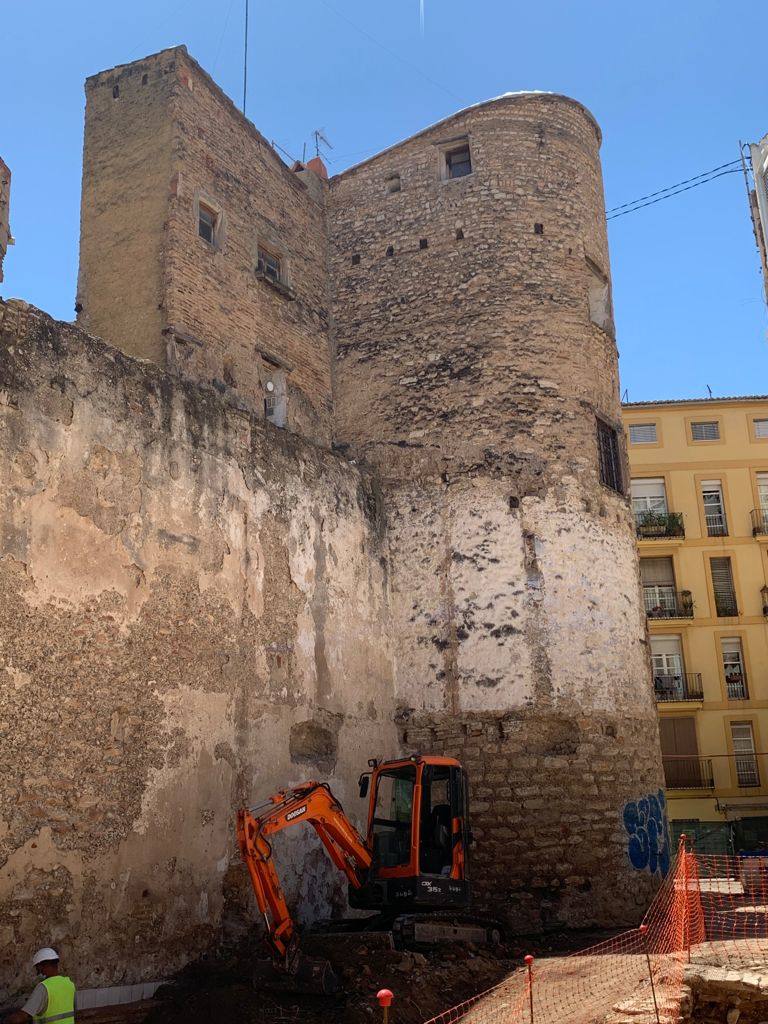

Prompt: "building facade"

[0,44,664,995]
[624,396,768,851]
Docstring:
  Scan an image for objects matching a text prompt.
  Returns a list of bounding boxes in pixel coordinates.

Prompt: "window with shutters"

[596,418,623,493]
[701,480,728,537]
[691,421,720,442]
[754,419,768,439]
[730,722,759,788]
[640,557,681,618]
[631,479,667,517]
[629,423,658,445]
[257,247,282,283]
[710,557,738,617]
[721,638,748,700]
[758,473,768,512]
[659,717,709,788]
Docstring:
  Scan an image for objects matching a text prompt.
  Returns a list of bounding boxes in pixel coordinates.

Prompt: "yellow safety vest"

[34,976,76,1024]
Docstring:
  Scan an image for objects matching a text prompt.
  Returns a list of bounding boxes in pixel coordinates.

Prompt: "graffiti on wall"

[622,789,671,876]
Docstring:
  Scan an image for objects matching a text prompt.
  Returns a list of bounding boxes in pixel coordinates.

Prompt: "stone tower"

[328,94,665,928]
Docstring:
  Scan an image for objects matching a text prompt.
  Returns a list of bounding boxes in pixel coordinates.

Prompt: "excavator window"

[419,765,453,876]
[372,766,416,868]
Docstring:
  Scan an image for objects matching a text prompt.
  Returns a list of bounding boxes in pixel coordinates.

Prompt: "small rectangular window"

[754,419,768,439]
[596,418,623,493]
[731,722,759,787]
[691,421,720,441]
[445,145,472,179]
[257,247,281,283]
[198,204,217,245]
[629,423,657,445]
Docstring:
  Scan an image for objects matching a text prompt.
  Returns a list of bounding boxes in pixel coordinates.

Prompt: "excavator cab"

[349,755,471,913]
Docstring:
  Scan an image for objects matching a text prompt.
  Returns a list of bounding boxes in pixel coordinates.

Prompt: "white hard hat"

[32,948,59,967]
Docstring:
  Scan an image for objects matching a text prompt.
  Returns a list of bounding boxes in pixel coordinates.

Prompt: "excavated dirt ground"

[142,929,618,1024]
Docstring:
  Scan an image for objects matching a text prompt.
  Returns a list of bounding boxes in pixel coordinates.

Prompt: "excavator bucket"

[251,952,340,996]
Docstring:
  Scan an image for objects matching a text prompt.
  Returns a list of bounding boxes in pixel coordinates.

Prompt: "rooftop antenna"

[706,385,713,399]
[242,0,249,115]
[621,388,628,403]
[312,128,333,161]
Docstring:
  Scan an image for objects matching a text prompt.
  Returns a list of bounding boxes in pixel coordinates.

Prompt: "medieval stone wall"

[327,95,665,928]
[0,298,397,996]
[77,47,333,445]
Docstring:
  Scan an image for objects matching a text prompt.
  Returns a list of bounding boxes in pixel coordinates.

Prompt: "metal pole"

[524,955,534,1024]
[242,0,249,114]
[639,925,661,1024]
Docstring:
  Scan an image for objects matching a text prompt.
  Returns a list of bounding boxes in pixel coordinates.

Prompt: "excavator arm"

[236,781,373,968]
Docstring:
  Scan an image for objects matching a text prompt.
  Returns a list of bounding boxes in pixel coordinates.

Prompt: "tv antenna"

[312,128,334,160]
[706,385,713,398]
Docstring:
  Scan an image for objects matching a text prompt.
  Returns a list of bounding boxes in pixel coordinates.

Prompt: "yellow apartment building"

[623,396,768,852]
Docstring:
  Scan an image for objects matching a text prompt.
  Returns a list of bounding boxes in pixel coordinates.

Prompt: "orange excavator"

[237,755,499,993]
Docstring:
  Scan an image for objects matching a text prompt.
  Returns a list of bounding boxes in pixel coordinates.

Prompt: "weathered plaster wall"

[328,94,664,927]
[0,299,397,996]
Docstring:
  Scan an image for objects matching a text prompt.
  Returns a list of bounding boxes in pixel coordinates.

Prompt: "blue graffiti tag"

[622,790,671,876]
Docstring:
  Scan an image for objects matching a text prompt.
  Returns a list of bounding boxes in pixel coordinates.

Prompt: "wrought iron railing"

[714,593,739,617]
[705,512,728,537]
[653,672,703,702]
[634,510,685,539]
[644,587,694,619]
[662,756,714,790]
[751,508,768,536]
[725,673,749,700]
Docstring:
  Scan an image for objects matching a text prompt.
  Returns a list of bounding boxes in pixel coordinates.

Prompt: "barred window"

[754,419,768,439]
[597,418,623,493]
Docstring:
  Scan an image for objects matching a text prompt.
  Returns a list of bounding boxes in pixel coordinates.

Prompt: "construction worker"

[4,948,75,1024]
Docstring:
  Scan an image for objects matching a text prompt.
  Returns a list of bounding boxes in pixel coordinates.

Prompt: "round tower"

[328,94,666,929]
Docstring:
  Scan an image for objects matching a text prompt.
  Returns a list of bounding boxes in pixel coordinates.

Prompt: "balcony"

[662,756,714,790]
[653,672,703,702]
[635,510,685,540]
[725,672,749,701]
[705,512,728,538]
[751,508,768,536]
[714,594,739,618]
[644,587,694,620]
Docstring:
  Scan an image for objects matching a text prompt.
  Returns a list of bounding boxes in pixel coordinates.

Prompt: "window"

[722,638,747,700]
[755,419,768,439]
[263,370,287,429]
[372,767,416,868]
[257,247,281,283]
[691,421,720,442]
[198,203,217,245]
[641,557,679,618]
[701,480,728,537]
[731,722,759,788]
[650,636,685,700]
[710,557,738,617]
[445,144,472,179]
[629,423,658,445]
[659,717,707,788]
[385,173,401,194]
[631,478,667,517]
[596,418,623,493]
[758,472,768,512]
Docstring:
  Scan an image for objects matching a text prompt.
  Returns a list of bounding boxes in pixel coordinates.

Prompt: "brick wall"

[77,48,333,445]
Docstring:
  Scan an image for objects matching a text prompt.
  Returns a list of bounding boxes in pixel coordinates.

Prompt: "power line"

[314,0,465,104]
[606,159,743,215]
[607,167,742,221]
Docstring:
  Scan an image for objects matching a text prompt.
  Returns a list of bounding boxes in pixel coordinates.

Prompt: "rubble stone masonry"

[0,48,664,993]
[0,298,397,994]
[328,94,663,927]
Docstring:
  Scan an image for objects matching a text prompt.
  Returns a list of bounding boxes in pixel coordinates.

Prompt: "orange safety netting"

[421,838,768,1024]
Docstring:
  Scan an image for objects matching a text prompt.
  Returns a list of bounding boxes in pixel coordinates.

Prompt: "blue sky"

[3,0,767,401]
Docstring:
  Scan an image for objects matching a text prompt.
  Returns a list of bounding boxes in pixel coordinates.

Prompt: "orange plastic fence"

[421,838,768,1024]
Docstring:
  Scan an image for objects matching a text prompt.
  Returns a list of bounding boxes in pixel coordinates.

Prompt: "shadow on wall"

[623,790,671,876]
